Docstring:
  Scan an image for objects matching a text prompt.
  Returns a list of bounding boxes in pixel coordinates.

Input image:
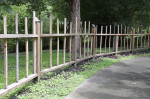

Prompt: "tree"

[65,0,81,60]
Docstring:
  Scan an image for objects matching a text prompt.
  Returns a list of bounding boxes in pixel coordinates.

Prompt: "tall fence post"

[92,25,96,57]
[33,11,36,74]
[35,21,41,81]
[33,11,41,82]
[149,26,150,48]
[131,28,135,52]
[4,16,8,89]
[72,17,77,62]
[114,25,119,54]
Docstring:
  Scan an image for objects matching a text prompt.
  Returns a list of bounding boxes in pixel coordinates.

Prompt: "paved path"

[66,55,150,99]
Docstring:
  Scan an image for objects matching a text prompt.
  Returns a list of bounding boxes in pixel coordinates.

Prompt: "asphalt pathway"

[66,55,150,99]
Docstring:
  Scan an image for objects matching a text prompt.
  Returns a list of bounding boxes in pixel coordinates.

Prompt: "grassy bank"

[2,52,148,99]
[0,47,115,89]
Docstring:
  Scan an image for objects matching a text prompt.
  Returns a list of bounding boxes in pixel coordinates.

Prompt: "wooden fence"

[0,11,150,97]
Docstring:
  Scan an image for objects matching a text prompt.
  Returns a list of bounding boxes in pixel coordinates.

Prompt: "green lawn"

[0,50,71,90]
[0,46,148,90]
[1,50,150,99]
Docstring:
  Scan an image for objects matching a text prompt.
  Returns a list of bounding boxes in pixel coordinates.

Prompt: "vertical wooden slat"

[116,25,119,54]
[104,26,107,53]
[15,13,19,82]
[72,17,77,61]
[87,21,90,56]
[90,30,93,55]
[69,22,72,62]
[95,25,98,54]
[36,22,41,81]
[84,21,86,58]
[113,24,116,52]
[109,25,111,53]
[141,26,143,48]
[79,22,82,58]
[57,18,59,65]
[74,17,77,61]
[144,30,146,48]
[133,28,135,50]
[114,25,119,54]
[33,11,36,74]
[40,21,43,70]
[124,26,126,50]
[100,26,103,54]
[92,26,96,56]
[137,27,139,49]
[4,16,8,89]
[131,28,135,51]
[25,17,29,78]
[120,24,122,51]
[127,26,129,50]
[149,26,150,47]
[63,18,66,64]
[49,14,52,68]
[130,28,132,51]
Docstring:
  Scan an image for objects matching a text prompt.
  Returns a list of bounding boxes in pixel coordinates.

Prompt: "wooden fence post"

[100,26,103,54]
[33,11,36,74]
[87,21,90,56]
[114,25,119,54]
[49,14,52,68]
[149,26,150,48]
[57,18,59,65]
[120,24,123,51]
[96,25,98,53]
[92,25,96,57]
[141,26,143,48]
[63,18,66,64]
[105,26,107,53]
[124,26,126,50]
[72,17,77,61]
[84,21,86,58]
[25,17,29,78]
[131,28,135,52]
[40,21,43,70]
[137,27,139,49]
[127,27,129,50]
[4,16,8,89]
[36,22,41,81]
[79,22,82,58]
[69,22,72,62]
[15,13,19,83]
[109,25,111,53]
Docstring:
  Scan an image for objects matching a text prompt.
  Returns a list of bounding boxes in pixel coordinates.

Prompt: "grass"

[0,47,116,90]
[1,51,149,99]
[0,46,150,99]
[0,50,70,90]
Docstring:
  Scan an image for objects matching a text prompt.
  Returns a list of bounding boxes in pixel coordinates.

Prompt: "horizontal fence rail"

[0,11,150,97]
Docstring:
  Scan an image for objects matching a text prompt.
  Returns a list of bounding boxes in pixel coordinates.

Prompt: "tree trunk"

[70,0,81,60]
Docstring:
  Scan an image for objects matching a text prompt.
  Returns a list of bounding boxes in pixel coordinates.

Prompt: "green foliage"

[0,0,28,13]
[14,52,150,99]
[0,5,32,52]
[44,0,69,20]
[81,0,150,27]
